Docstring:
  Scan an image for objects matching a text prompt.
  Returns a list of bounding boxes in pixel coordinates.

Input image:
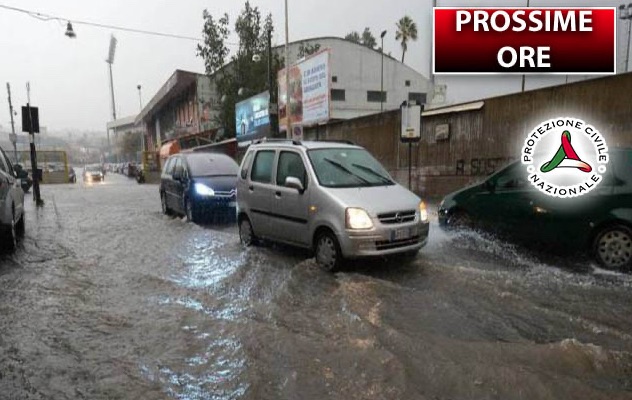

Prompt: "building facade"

[284,37,434,119]
[136,37,434,158]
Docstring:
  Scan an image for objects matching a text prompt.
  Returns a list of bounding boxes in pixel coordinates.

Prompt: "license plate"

[229,201,237,207]
[391,228,411,241]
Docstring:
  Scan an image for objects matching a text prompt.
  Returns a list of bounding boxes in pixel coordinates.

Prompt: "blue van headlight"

[194,183,215,196]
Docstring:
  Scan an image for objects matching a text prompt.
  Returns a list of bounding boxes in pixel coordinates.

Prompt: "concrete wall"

[303,72,632,199]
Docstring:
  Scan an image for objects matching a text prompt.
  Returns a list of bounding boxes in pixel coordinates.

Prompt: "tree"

[196,11,230,75]
[344,31,361,44]
[198,1,284,138]
[345,28,377,49]
[395,16,418,63]
[297,42,321,58]
[361,27,377,49]
[118,131,142,161]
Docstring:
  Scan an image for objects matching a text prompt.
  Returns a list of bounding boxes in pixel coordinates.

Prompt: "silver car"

[236,139,430,271]
[0,145,25,251]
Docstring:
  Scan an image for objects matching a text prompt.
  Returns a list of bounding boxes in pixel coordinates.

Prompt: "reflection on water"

[2,177,632,400]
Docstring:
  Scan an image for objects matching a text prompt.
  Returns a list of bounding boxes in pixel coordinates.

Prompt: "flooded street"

[1,173,632,400]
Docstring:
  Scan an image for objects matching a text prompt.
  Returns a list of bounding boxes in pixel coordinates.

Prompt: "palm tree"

[395,16,418,63]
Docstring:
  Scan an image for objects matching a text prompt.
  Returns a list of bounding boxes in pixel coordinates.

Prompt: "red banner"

[434,8,616,74]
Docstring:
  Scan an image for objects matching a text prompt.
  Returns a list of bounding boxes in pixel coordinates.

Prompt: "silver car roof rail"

[253,138,302,146]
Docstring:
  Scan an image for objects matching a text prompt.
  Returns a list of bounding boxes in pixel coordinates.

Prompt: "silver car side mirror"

[285,176,304,193]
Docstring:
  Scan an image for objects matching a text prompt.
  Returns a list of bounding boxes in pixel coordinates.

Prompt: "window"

[186,153,238,177]
[241,151,254,180]
[331,89,346,102]
[162,158,175,175]
[307,148,394,188]
[408,92,427,104]
[251,150,275,183]
[172,157,182,176]
[405,80,411,87]
[495,165,527,190]
[612,150,632,186]
[367,91,386,103]
[332,76,338,83]
[0,150,8,174]
[277,151,307,189]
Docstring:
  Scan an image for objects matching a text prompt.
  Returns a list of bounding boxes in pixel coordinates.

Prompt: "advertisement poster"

[278,49,330,132]
[235,91,270,142]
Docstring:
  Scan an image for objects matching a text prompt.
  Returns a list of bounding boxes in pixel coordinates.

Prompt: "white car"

[0,145,25,251]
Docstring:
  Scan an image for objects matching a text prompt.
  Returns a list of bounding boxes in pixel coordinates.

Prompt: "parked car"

[83,164,104,183]
[0,145,25,251]
[68,167,77,183]
[123,162,137,178]
[236,139,430,271]
[438,148,632,270]
[160,152,239,222]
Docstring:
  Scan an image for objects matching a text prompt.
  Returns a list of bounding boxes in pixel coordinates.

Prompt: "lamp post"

[137,84,145,154]
[284,0,291,139]
[380,30,387,112]
[620,3,632,72]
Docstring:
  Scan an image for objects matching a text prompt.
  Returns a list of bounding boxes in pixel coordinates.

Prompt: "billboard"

[235,91,270,142]
[278,49,330,132]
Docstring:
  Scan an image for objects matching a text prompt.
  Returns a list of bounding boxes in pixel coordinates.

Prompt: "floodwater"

[1,172,631,400]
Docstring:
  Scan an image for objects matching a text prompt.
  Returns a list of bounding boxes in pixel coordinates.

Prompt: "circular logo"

[521,117,609,198]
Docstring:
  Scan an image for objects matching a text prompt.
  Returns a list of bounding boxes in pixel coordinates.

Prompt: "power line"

[0,3,239,45]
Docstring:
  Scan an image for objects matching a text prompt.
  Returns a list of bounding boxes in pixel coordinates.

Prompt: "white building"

[137,36,435,152]
[282,37,433,120]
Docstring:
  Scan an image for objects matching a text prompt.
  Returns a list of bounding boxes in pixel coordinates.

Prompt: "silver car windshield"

[307,148,394,188]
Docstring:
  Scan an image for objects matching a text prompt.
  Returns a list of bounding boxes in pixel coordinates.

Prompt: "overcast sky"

[0,0,628,133]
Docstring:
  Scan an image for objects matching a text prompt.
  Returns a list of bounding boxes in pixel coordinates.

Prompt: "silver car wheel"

[239,218,254,246]
[161,193,168,215]
[597,228,632,269]
[6,210,17,250]
[316,234,338,271]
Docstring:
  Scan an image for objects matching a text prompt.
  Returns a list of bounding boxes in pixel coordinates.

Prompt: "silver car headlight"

[346,207,373,230]
[418,201,428,222]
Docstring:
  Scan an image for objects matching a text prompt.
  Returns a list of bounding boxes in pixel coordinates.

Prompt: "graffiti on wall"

[456,157,514,176]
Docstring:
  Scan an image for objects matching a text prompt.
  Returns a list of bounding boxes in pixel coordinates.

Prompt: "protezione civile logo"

[521,117,609,198]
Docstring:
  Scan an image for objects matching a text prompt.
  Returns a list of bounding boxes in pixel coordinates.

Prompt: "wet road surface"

[1,172,632,399]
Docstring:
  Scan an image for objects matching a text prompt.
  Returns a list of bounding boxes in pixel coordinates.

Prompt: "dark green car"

[438,148,632,270]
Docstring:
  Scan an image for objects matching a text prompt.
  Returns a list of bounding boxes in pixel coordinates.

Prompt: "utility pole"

[26,82,43,206]
[521,0,530,92]
[267,28,279,137]
[380,30,387,112]
[6,83,17,162]
[284,0,292,139]
[137,84,144,153]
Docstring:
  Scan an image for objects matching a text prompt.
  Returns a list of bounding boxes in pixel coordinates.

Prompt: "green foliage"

[297,42,321,59]
[196,11,230,75]
[395,16,418,63]
[197,2,284,138]
[345,28,377,49]
[344,31,361,44]
[117,131,142,161]
[361,28,377,49]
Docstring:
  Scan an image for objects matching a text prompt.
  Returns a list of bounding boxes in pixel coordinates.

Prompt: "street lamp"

[284,0,292,139]
[137,84,143,111]
[619,3,632,72]
[137,84,145,153]
[380,30,387,112]
[65,21,76,38]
